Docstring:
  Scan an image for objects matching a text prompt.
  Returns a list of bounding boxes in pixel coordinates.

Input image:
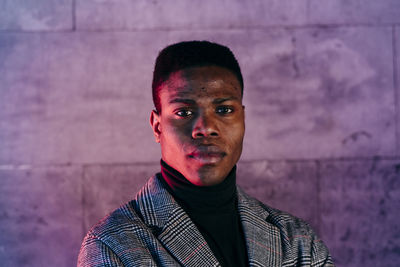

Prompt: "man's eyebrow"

[168,98,196,105]
[212,97,240,104]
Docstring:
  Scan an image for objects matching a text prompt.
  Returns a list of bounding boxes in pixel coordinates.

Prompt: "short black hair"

[152,40,243,112]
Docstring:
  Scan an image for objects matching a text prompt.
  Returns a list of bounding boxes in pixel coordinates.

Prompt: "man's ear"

[150,110,161,143]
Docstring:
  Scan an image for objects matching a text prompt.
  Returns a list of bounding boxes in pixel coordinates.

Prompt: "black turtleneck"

[159,160,248,267]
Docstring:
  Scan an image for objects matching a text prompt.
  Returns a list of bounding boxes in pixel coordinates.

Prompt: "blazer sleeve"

[311,238,335,267]
[77,235,124,267]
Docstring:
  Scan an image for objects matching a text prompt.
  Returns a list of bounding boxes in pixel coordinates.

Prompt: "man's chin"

[189,166,229,186]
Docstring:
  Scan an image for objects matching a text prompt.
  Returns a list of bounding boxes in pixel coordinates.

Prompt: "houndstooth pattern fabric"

[78,174,335,267]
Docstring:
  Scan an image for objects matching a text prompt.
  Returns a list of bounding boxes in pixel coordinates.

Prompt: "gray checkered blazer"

[78,174,334,266]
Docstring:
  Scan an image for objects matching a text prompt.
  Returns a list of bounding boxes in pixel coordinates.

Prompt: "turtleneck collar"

[159,159,237,213]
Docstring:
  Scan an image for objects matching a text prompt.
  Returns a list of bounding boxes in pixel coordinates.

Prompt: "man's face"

[150,65,245,186]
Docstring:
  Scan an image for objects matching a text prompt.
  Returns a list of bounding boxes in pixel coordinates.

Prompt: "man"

[78,41,334,266]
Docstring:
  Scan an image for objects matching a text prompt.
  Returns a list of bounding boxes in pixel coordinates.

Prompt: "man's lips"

[187,146,226,164]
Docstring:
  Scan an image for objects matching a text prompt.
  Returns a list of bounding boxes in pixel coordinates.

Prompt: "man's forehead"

[168,65,239,84]
[161,84,241,102]
[163,69,240,96]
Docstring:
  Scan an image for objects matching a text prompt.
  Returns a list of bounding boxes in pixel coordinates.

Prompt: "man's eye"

[216,106,234,114]
[176,110,193,117]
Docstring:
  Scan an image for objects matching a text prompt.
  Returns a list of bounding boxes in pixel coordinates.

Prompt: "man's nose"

[192,112,219,139]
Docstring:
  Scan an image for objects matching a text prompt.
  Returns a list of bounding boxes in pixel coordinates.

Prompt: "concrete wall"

[0,1,399,266]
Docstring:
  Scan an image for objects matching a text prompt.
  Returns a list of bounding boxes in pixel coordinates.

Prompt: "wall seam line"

[81,164,86,239]
[42,23,393,33]
[393,26,399,154]
[72,0,77,31]
[305,0,311,24]
[315,160,322,235]
[0,23,397,34]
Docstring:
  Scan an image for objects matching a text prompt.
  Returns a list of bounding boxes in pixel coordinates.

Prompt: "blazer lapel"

[138,175,220,267]
[237,188,283,267]
[157,206,220,267]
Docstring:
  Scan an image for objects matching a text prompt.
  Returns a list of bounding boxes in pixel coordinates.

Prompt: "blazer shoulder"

[238,187,315,237]
[238,188,324,239]
[85,175,162,241]
[78,176,184,266]
[85,201,143,239]
[238,188,334,265]
[81,175,169,250]
[79,193,169,263]
[265,204,314,236]
[237,188,334,265]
